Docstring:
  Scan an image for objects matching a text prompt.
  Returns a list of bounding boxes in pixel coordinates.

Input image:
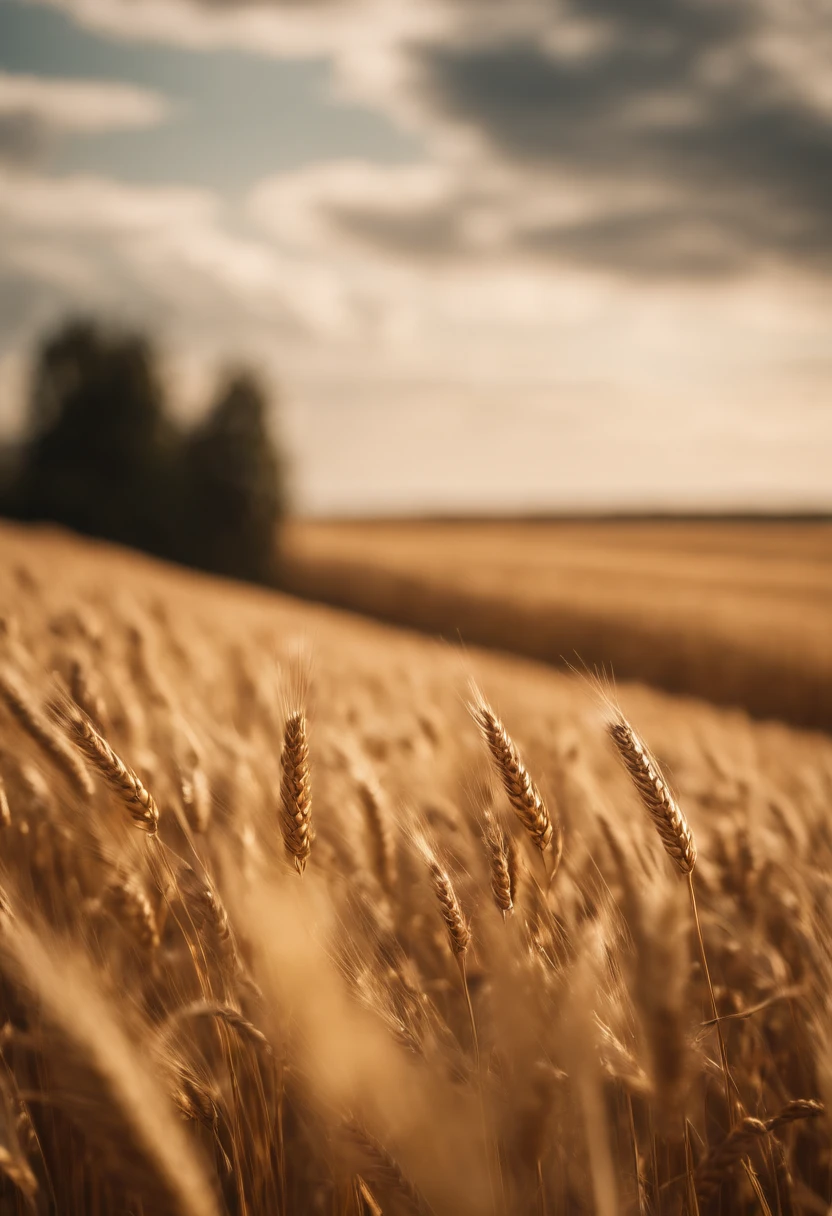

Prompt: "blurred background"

[0,0,830,724]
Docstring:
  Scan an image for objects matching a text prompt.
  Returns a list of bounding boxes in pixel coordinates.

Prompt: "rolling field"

[284,519,832,730]
[0,521,831,1214]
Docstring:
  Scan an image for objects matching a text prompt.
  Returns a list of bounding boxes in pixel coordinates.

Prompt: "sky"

[0,0,830,515]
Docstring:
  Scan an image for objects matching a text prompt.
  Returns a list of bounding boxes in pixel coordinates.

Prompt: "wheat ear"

[355,772,397,894]
[470,696,559,866]
[696,1101,823,1201]
[169,1001,273,1059]
[103,874,159,951]
[482,808,513,917]
[415,836,471,957]
[279,709,312,874]
[342,1119,424,1213]
[68,656,108,734]
[607,718,695,874]
[67,712,159,834]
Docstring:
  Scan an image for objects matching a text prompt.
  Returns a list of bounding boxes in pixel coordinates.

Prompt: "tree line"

[1,319,286,585]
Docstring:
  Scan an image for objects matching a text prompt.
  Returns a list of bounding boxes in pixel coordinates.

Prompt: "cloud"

[3,162,832,513]
[0,71,173,164]
[6,0,832,510]
[0,169,212,231]
[130,0,828,281]
[0,71,171,133]
[28,0,423,61]
[0,167,363,365]
[396,1,832,276]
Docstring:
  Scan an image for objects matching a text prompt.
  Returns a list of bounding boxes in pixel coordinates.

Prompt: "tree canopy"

[3,318,286,585]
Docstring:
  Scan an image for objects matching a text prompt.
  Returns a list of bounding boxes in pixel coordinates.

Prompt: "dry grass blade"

[607,716,696,874]
[0,665,94,799]
[66,710,159,833]
[279,708,312,874]
[469,694,558,863]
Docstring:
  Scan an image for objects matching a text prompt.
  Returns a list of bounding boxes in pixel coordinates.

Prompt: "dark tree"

[2,318,287,584]
[16,319,177,556]
[181,370,285,584]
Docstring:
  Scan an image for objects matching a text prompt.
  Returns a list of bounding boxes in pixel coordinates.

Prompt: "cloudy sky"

[1,0,830,514]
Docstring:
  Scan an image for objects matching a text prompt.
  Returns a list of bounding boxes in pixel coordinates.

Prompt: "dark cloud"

[0,113,51,166]
[321,0,832,278]
[320,200,466,261]
[410,0,832,272]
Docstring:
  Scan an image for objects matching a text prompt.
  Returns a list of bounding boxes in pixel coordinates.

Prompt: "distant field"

[284,518,832,730]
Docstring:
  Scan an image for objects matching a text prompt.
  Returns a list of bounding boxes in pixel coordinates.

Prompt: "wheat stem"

[687,872,733,1125]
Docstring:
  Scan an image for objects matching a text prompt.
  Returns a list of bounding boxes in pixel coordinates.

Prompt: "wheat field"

[284,519,832,730]
[0,521,831,1215]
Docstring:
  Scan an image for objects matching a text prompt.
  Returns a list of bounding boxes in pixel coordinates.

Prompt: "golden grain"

[67,711,159,833]
[278,708,312,874]
[0,524,825,1216]
[608,716,696,874]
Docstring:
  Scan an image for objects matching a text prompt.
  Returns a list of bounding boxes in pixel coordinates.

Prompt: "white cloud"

[29,0,432,62]
[0,169,212,231]
[0,70,172,133]
[0,168,361,360]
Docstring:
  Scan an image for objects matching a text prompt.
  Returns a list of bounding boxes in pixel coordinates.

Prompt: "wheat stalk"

[607,714,736,1126]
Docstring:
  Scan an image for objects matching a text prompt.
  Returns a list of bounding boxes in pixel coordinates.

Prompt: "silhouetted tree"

[3,319,287,584]
[16,319,177,556]
[181,370,285,584]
